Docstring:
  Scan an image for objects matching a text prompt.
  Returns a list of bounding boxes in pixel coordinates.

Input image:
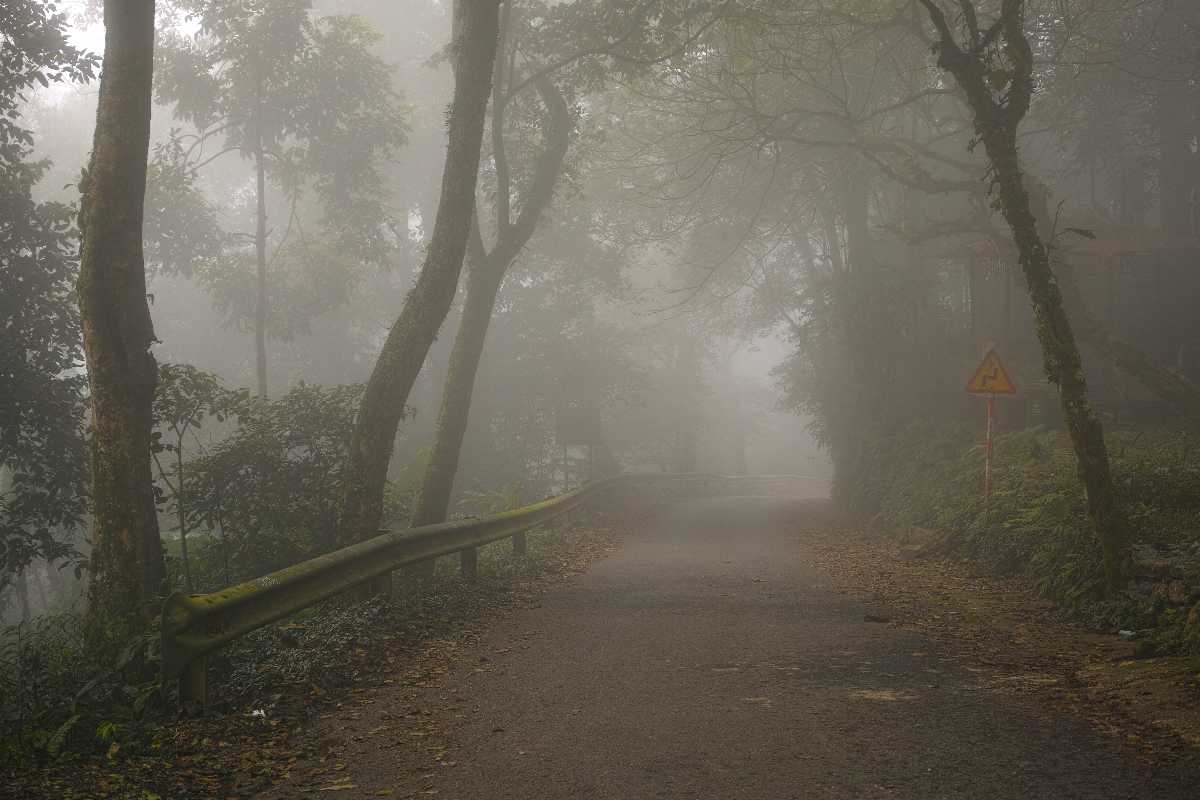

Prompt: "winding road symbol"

[966,350,1017,394]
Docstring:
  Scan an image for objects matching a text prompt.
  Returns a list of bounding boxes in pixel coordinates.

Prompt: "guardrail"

[161,472,821,706]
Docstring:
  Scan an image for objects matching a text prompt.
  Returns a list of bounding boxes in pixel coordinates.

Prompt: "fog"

[8,0,841,619]
[5,2,1200,791]
[7,0,1198,610]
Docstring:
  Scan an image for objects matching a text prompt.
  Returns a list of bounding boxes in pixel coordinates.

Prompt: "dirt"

[802,525,1200,761]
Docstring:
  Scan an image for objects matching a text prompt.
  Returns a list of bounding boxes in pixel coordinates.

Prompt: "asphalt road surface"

[304,496,1200,799]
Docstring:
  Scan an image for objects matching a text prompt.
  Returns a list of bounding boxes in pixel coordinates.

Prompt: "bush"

[0,614,164,766]
[178,382,364,588]
[868,423,1200,640]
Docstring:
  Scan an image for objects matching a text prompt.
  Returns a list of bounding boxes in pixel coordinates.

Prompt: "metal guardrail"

[161,472,820,706]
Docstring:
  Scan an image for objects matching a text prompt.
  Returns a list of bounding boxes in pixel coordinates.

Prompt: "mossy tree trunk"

[409,256,506,543]
[339,0,502,547]
[77,0,166,634]
[411,74,571,532]
[918,0,1130,589]
[254,96,269,398]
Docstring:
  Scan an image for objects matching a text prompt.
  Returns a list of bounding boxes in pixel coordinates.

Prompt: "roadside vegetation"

[866,424,1200,652]
[2,516,613,792]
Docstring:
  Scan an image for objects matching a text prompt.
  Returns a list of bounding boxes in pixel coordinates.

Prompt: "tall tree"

[77,0,165,631]
[338,0,502,547]
[410,33,572,534]
[409,0,734,538]
[155,0,407,396]
[917,0,1130,588]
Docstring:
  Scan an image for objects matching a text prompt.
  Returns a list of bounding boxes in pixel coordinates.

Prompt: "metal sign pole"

[984,393,995,497]
[966,349,1015,498]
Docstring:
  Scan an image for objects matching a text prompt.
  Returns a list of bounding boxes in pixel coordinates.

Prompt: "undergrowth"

[863,422,1200,651]
[1,517,587,769]
[0,616,167,769]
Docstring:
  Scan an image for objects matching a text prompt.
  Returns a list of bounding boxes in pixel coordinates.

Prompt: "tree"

[0,2,97,582]
[596,0,963,517]
[150,364,242,591]
[77,0,166,633]
[155,0,407,396]
[916,0,1130,588]
[410,0,735,544]
[338,0,502,547]
[410,9,573,536]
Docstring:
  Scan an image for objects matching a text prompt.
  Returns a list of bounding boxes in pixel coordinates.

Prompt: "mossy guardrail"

[161,472,820,706]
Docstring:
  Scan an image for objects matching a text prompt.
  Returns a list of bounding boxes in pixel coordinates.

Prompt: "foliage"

[179,382,363,587]
[151,364,246,589]
[458,481,524,518]
[142,137,226,279]
[149,365,430,591]
[871,423,1200,644]
[197,236,361,341]
[0,614,165,765]
[771,248,967,520]
[0,0,98,169]
[0,156,88,578]
[157,0,407,236]
[152,365,244,453]
[460,256,647,498]
[3,366,412,762]
[152,0,409,330]
[0,0,95,579]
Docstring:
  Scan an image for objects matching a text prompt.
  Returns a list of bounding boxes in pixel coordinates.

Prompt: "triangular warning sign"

[966,350,1017,395]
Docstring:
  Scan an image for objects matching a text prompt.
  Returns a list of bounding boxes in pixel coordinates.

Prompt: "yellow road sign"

[966,350,1017,395]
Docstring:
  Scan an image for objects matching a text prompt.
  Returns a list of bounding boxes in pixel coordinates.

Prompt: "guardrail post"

[512,531,527,556]
[407,559,436,583]
[460,546,478,579]
[180,656,208,712]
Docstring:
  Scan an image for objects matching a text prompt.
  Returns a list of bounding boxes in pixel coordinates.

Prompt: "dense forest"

[3,0,1200,796]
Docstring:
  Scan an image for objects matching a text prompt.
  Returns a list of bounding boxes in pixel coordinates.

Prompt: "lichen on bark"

[917,0,1130,589]
[77,0,166,634]
[338,0,503,548]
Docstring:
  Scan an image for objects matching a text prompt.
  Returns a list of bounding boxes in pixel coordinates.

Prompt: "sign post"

[965,350,1017,497]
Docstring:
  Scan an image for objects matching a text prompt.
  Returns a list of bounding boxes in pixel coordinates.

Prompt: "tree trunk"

[411,75,571,529]
[410,258,505,527]
[176,443,193,592]
[77,0,165,634]
[339,0,502,547]
[254,114,269,398]
[990,134,1127,586]
[831,159,883,518]
[919,0,1129,589]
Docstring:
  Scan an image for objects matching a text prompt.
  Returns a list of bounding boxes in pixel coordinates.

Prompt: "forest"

[3,0,1200,797]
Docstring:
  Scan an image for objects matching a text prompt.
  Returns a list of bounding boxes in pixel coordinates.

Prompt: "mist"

[4,1,1200,797]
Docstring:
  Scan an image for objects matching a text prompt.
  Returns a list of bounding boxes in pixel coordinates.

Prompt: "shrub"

[870,423,1200,630]
[0,614,164,766]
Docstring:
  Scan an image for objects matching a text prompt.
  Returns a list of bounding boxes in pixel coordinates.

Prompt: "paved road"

[309,497,1200,799]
